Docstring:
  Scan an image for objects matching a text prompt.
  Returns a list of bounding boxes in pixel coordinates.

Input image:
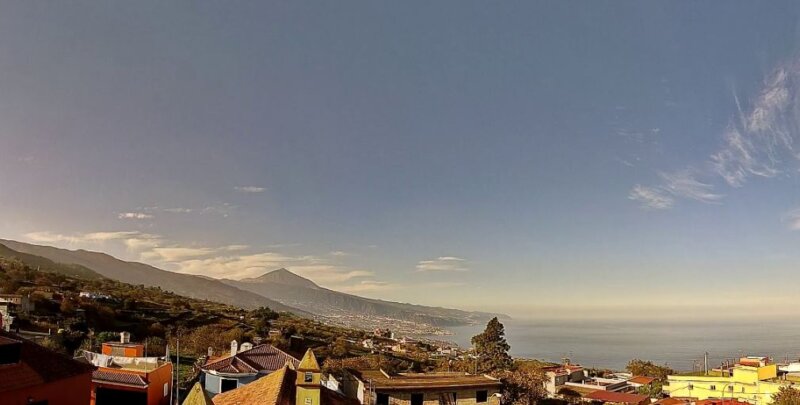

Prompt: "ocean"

[441,318,800,371]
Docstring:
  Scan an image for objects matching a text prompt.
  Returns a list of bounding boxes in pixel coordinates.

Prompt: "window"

[164,382,169,397]
[476,391,488,403]
[220,378,238,393]
[377,393,390,405]
[411,393,424,405]
[728,386,734,392]
[709,385,716,391]
[305,372,314,383]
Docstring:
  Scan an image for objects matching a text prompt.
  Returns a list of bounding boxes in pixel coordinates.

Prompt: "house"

[541,364,586,395]
[362,339,375,350]
[584,390,650,405]
[342,369,502,405]
[212,349,357,405]
[0,331,95,405]
[0,301,17,331]
[665,356,791,404]
[0,294,33,316]
[81,332,173,405]
[201,340,300,396]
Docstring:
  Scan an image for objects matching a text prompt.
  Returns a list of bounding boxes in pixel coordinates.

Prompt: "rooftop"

[213,364,360,405]
[203,344,299,375]
[0,331,95,393]
[347,369,502,391]
[92,369,148,388]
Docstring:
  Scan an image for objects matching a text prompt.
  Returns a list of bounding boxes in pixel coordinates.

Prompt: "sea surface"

[438,318,800,372]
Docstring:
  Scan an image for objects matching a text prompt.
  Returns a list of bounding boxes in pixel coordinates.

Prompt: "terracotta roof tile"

[628,376,656,385]
[213,365,293,405]
[92,370,148,387]
[204,344,299,374]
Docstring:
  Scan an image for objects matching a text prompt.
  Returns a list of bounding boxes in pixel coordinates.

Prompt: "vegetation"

[472,317,513,372]
[773,386,800,405]
[626,358,675,381]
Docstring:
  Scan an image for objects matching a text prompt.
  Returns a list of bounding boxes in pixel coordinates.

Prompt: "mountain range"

[0,239,303,315]
[0,239,505,328]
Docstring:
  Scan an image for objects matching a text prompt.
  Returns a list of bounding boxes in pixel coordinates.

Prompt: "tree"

[773,386,800,405]
[636,381,664,399]
[250,307,279,335]
[472,317,513,372]
[492,368,545,405]
[626,359,674,381]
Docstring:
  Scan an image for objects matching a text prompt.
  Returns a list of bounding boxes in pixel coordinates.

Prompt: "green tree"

[773,386,800,405]
[471,317,513,372]
[636,381,664,399]
[492,368,545,405]
[626,359,674,381]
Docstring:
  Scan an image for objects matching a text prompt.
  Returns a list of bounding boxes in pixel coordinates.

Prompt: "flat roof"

[347,369,501,391]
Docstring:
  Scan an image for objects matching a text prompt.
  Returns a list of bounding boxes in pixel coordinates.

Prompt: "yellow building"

[665,360,795,404]
[296,349,322,405]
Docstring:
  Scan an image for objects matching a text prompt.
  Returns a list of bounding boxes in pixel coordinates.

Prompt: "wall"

[146,362,173,405]
[666,375,784,405]
[202,372,259,395]
[1,372,92,405]
[372,388,501,405]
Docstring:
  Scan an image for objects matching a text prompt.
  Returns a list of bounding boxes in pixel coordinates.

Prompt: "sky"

[3,1,800,319]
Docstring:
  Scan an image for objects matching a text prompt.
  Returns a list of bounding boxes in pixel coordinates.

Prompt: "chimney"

[208,347,214,358]
[230,340,238,357]
[240,342,253,352]
[120,331,131,344]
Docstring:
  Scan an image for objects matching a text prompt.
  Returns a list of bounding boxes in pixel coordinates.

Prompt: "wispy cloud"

[416,256,469,272]
[234,186,266,193]
[337,280,396,293]
[630,57,800,209]
[24,231,162,250]
[118,212,154,220]
[659,170,723,204]
[628,185,674,210]
[330,250,350,257]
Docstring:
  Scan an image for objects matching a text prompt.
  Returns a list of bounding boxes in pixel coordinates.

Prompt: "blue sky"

[3,1,800,318]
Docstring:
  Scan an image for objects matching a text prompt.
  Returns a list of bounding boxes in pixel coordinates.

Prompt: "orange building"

[82,332,173,405]
[0,331,95,405]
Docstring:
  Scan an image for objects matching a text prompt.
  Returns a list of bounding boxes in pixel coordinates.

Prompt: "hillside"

[0,239,308,315]
[0,243,104,280]
[223,268,505,327]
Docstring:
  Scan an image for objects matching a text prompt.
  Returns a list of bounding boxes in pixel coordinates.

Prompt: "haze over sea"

[443,318,800,372]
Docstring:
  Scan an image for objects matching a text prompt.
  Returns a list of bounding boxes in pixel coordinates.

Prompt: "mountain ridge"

[222,268,508,327]
[0,239,308,315]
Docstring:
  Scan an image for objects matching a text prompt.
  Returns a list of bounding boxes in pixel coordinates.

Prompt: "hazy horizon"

[4,1,800,319]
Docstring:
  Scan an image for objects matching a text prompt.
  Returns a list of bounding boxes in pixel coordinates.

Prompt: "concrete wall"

[370,388,500,405]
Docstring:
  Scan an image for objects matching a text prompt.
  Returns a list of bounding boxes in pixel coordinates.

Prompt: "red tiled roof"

[0,331,96,393]
[628,376,656,385]
[203,344,299,374]
[92,370,148,387]
[654,398,689,405]
[584,390,649,404]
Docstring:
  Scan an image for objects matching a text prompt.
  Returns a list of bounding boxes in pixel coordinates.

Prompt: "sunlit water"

[438,318,800,371]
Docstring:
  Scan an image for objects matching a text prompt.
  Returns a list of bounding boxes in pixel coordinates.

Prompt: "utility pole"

[176,334,181,405]
[704,352,709,375]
